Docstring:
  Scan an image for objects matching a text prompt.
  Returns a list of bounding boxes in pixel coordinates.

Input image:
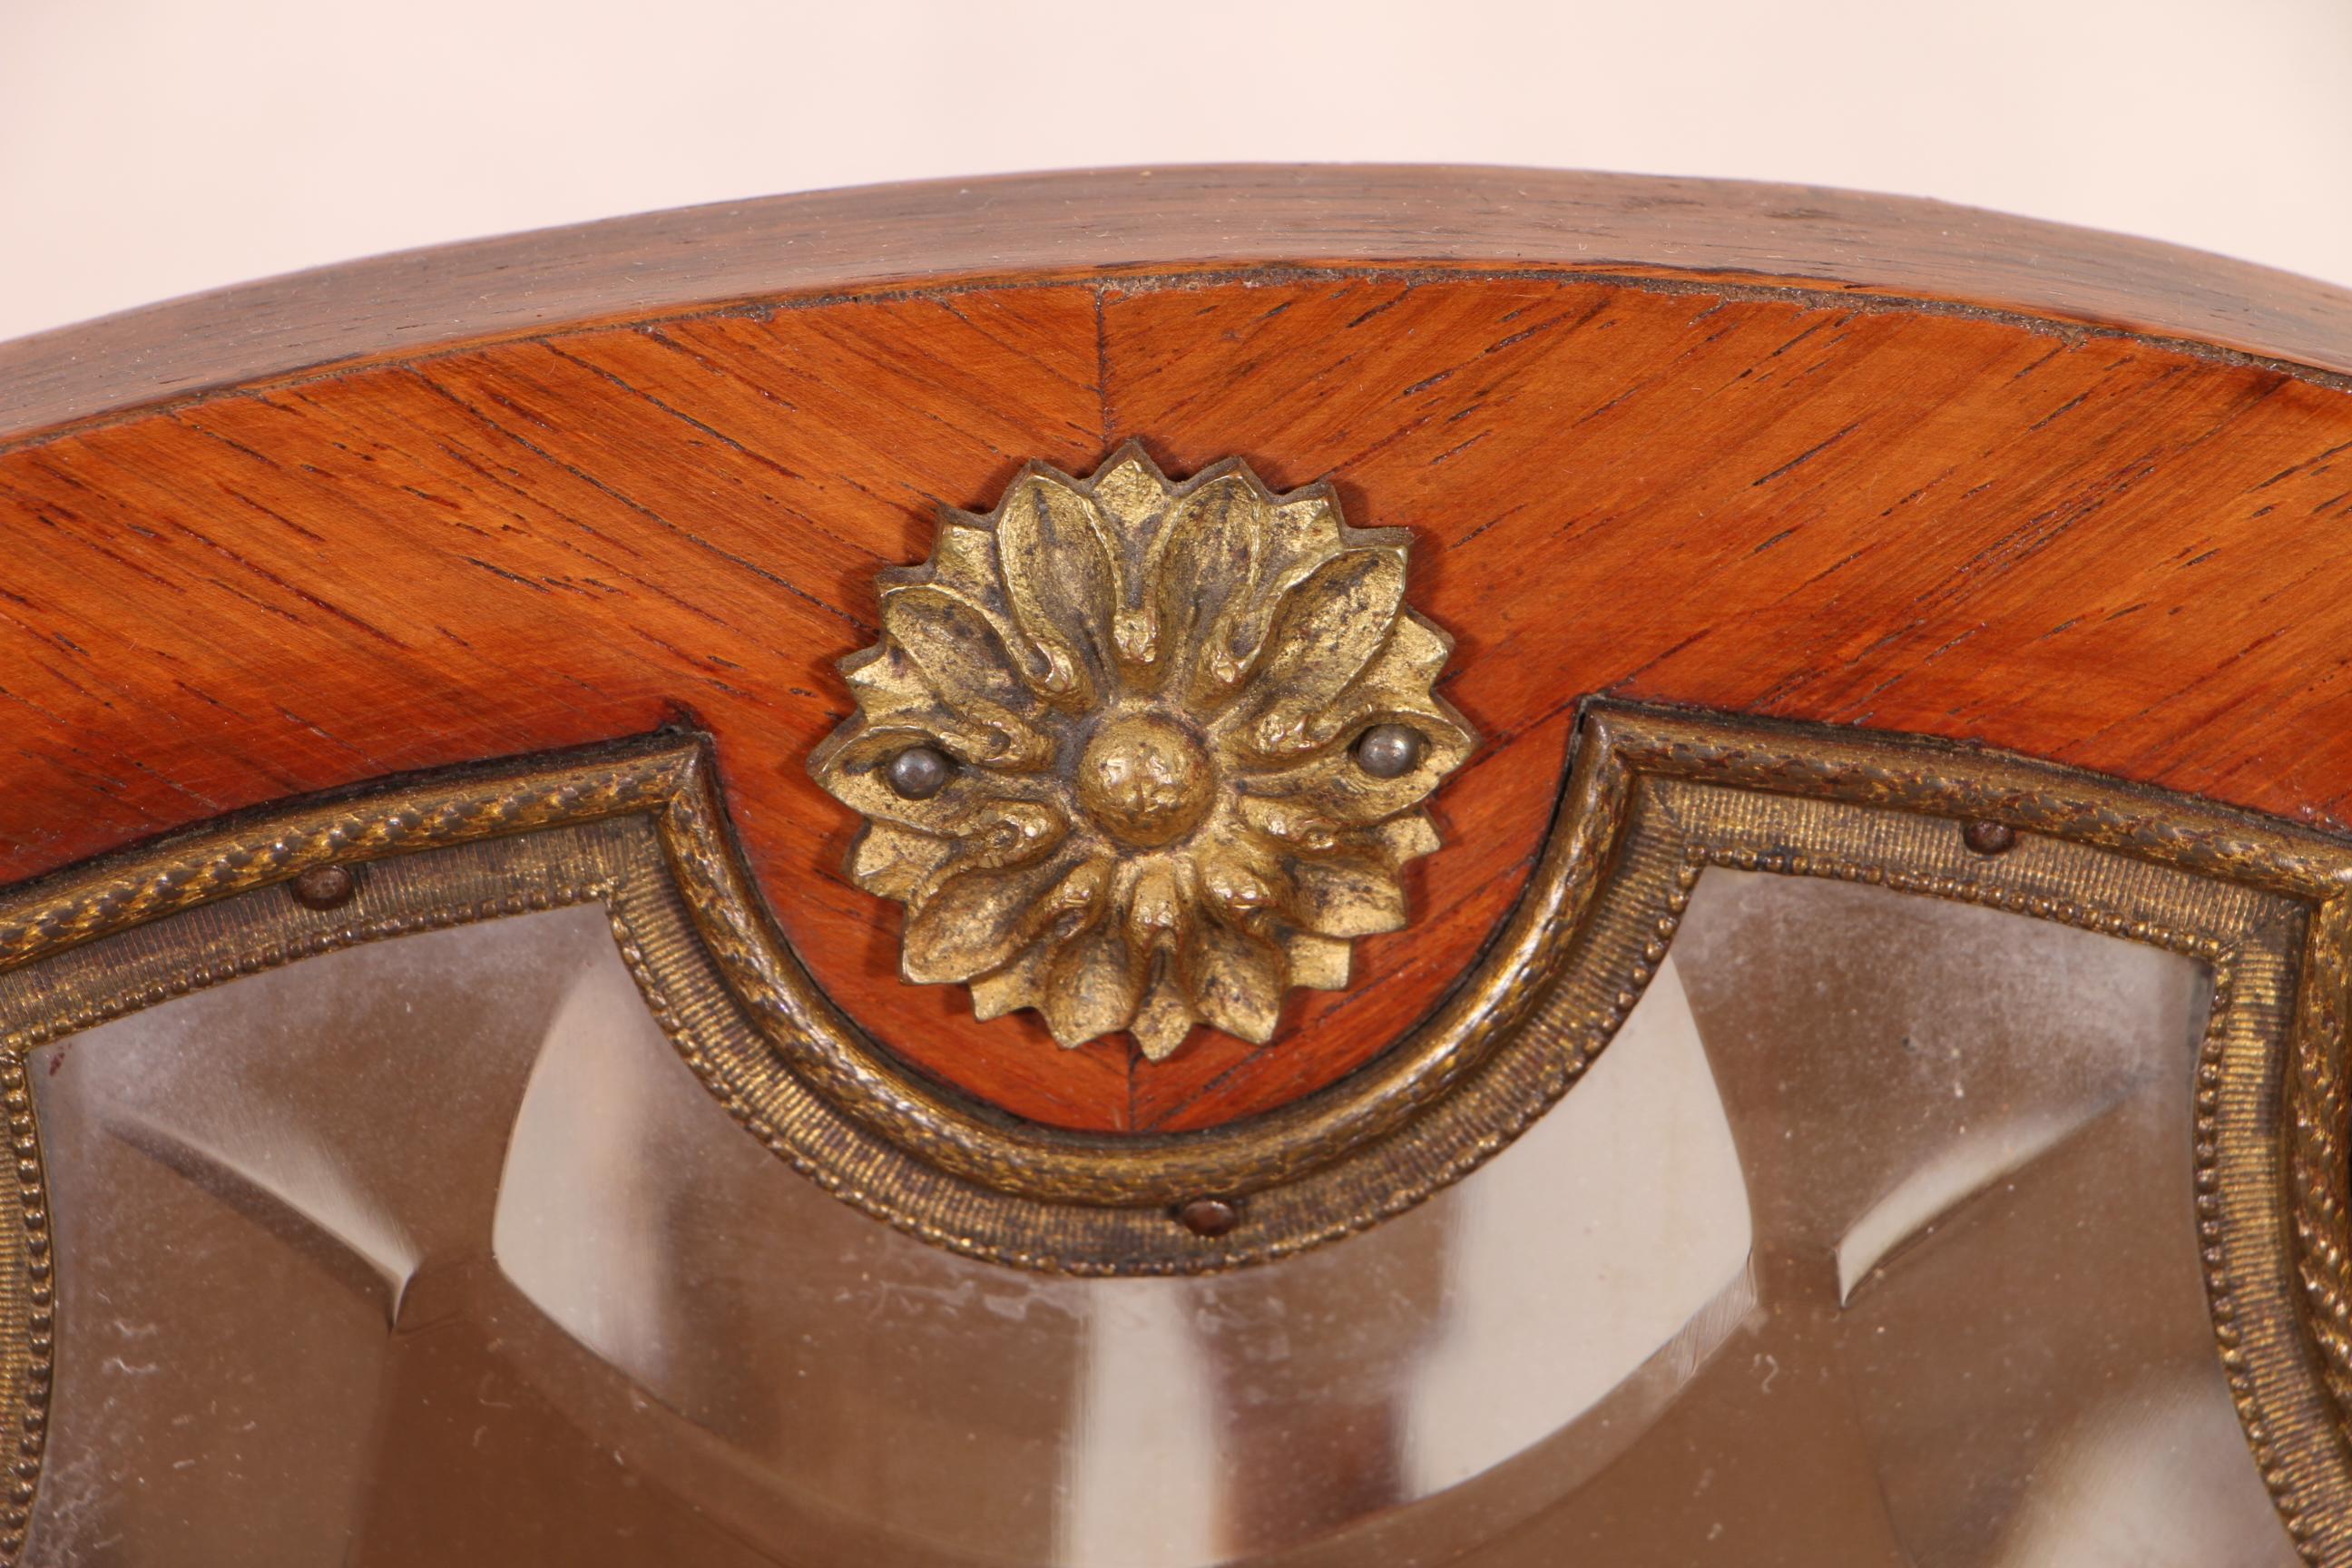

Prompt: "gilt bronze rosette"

[808,446,1475,1060]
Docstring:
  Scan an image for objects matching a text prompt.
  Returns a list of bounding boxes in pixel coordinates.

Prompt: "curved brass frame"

[4,704,2352,1558]
[0,731,1602,1213]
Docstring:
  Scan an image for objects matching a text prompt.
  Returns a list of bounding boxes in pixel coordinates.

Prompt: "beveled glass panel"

[1646,870,2287,1567]
[20,870,2296,1564]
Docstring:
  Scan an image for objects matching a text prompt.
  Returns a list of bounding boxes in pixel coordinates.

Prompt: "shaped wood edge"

[6,165,2351,449]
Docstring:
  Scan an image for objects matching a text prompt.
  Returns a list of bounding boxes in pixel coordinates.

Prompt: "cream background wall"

[2,0,2347,341]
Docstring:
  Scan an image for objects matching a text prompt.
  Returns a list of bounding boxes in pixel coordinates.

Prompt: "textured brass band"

[3,702,2352,1558]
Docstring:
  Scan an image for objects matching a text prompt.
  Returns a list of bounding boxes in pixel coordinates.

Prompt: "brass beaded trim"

[0,707,2348,1557]
[0,1055,44,1560]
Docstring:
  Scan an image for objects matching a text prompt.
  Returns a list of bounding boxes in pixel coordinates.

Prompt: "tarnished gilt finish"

[808,446,1475,1061]
[8,706,2352,1556]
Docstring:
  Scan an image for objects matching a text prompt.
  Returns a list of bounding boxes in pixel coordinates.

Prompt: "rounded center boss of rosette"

[1074,710,1217,848]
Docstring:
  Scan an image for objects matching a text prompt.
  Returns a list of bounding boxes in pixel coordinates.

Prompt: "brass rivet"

[289,864,357,910]
[1962,820,2016,857]
[886,745,952,800]
[1354,723,1424,779]
[1176,1197,1240,1238]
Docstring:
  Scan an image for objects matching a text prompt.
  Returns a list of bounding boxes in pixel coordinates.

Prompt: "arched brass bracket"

[5,703,2352,1557]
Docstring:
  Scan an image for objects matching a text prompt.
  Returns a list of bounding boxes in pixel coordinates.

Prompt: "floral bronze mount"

[808,445,1476,1062]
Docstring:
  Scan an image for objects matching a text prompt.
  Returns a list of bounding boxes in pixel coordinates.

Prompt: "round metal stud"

[289,864,357,911]
[886,745,953,800]
[1353,723,1425,779]
[1962,819,2017,857]
[1176,1197,1240,1238]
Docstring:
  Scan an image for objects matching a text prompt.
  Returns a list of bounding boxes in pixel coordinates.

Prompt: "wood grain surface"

[7,164,2352,446]
[3,169,2349,1132]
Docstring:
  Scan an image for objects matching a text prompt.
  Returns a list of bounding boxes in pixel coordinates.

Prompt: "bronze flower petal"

[995,472,1119,705]
[1144,470,1261,701]
[968,944,1048,1023]
[920,519,1012,603]
[901,848,1096,985]
[1184,918,1286,1044]
[1222,547,1407,759]
[1176,488,1358,704]
[1235,739,1465,843]
[1282,930,1353,991]
[846,821,956,903]
[1286,848,1412,938]
[811,450,1474,1062]
[1255,612,1468,763]
[1371,811,1444,866]
[811,727,1056,837]
[1130,965,1199,1062]
[1192,838,1286,931]
[877,584,1055,769]
[1039,918,1148,1048]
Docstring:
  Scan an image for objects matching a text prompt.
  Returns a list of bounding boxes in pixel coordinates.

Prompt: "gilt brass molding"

[808,446,1475,1061]
[5,705,2352,1555]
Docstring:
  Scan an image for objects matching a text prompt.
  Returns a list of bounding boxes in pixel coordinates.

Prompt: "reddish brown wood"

[2,170,2349,1133]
